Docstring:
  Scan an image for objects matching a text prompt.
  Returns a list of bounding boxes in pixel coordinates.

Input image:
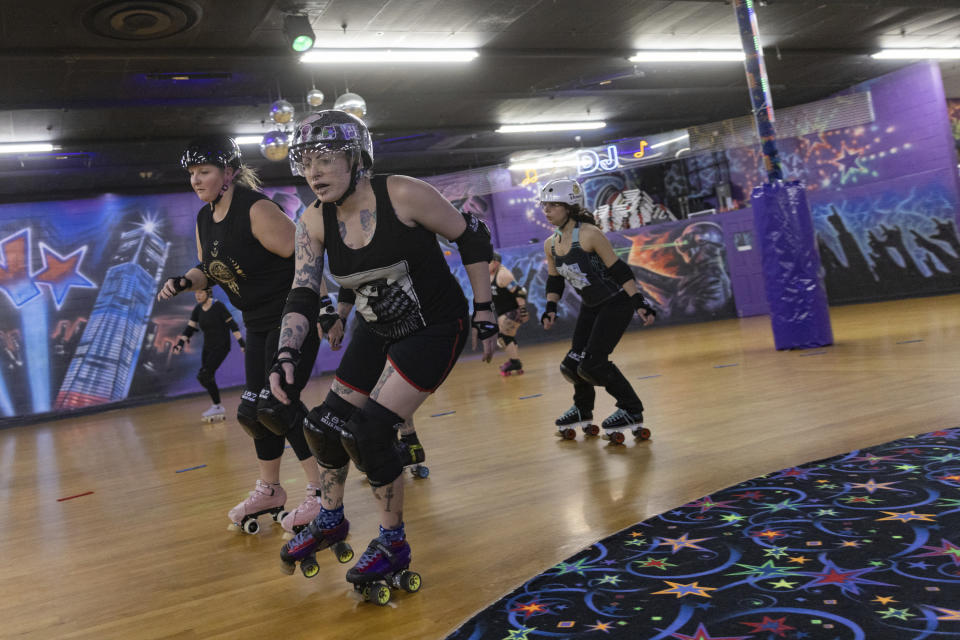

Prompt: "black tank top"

[322,175,467,340]
[551,222,622,307]
[191,300,232,352]
[491,272,519,316]
[196,186,293,332]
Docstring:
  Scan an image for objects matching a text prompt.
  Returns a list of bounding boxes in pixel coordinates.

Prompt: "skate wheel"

[413,465,430,478]
[273,509,288,524]
[400,571,421,593]
[605,431,625,445]
[242,518,260,535]
[280,560,295,576]
[301,556,319,578]
[633,427,651,440]
[333,541,354,564]
[372,583,391,605]
[559,428,576,440]
[583,424,600,436]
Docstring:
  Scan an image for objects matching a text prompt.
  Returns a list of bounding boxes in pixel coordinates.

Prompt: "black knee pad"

[340,399,405,487]
[256,387,307,437]
[577,354,621,387]
[304,391,355,469]
[237,390,272,439]
[196,367,215,387]
[501,334,517,346]
[560,351,589,386]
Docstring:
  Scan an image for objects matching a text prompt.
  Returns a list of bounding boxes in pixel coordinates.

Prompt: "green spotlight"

[283,15,315,53]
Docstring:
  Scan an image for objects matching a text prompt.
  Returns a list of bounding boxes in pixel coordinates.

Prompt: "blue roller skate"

[555,405,598,440]
[280,516,353,578]
[346,537,421,605]
[601,408,650,445]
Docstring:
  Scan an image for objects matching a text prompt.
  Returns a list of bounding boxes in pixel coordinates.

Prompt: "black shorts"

[335,316,469,393]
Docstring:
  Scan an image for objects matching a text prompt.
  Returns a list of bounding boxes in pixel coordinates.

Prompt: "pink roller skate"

[227,480,287,535]
[280,483,323,537]
[499,359,524,377]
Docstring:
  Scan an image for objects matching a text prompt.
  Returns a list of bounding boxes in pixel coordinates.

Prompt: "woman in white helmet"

[270,110,498,600]
[539,178,657,444]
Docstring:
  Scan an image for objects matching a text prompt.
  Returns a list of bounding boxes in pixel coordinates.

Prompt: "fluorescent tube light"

[496,121,606,134]
[871,48,960,60]
[234,135,264,145]
[0,142,55,154]
[629,50,745,62]
[507,155,580,171]
[300,49,478,64]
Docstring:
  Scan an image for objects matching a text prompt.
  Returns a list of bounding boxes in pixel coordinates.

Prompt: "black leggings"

[244,325,320,461]
[198,347,230,404]
[564,292,643,414]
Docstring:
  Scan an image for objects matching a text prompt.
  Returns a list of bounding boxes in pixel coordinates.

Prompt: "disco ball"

[260,130,290,161]
[269,99,295,124]
[306,89,325,108]
[333,92,367,119]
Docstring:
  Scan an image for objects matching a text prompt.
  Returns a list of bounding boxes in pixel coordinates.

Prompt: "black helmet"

[289,110,373,176]
[180,136,242,171]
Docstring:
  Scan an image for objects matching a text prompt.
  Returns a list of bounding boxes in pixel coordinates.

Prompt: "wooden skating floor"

[3,295,960,639]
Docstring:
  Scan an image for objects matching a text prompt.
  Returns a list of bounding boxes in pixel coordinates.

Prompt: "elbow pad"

[546,274,565,297]
[225,318,240,332]
[453,212,493,265]
[183,325,197,338]
[283,287,320,321]
[608,259,634,286]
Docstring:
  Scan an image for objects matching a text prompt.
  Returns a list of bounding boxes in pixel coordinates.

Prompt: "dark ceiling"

[2,0,960,200]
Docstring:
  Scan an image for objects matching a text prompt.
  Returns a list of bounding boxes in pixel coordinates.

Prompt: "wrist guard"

[631,294,656,317]
[237,337,246,349]
[318,295,340,332]
[270,346,301,384]
[471,308,498,341]
[175,337,186,350]
[167,275,192,294]
[541,300,558,325]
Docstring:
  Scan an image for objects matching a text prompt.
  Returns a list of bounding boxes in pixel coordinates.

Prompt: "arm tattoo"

[293,220,324,289]
[370,364,395,401]
[279,313,309,351]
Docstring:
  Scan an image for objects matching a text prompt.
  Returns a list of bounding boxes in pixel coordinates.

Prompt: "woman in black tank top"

[157,135,337,536]
[270,110,498,588]
[538,178,657,446]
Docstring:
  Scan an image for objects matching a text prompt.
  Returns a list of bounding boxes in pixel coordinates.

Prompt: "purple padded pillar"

[752,181,833,349]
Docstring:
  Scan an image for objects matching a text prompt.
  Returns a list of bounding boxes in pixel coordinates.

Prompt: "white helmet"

[539,178,584,207]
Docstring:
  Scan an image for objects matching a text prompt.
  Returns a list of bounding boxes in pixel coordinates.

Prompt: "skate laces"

[560,406,581,421]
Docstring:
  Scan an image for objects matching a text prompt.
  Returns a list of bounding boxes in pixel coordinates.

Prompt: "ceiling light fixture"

[300,49,479,64]
[0,142,56,154]
[871,48,960,60]
[629,50,745,62]
[283,14,316,53]
[496,121,606,134]
[234,136,264,145]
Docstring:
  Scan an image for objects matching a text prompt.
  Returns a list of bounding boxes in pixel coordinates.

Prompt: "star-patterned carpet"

[446,427,960,639]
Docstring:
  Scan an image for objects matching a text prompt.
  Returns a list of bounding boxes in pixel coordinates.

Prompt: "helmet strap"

[334,152,361,207]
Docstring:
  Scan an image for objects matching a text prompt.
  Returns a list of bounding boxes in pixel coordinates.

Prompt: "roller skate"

[346,536,421,605]
[227,480,287,534]
[555,405,597,440]
[201,403,226,423]
[398,433,429,478]
[280,483,323,536]
[601,408,650,446]
[499,358,524,376]
[280,516,354,578]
